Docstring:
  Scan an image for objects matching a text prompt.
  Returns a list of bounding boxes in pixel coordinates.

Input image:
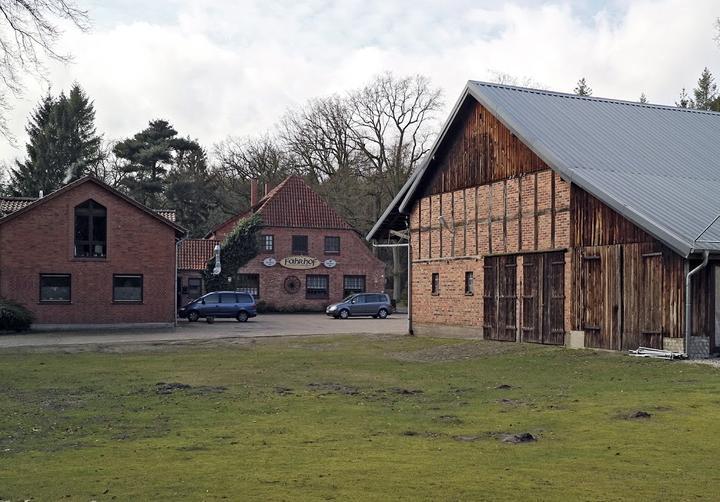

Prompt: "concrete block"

[565,330,585,349]
[662,337,684,353]
[688,336,710,359]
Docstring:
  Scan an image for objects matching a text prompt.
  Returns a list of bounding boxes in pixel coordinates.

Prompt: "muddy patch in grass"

[435,415,463,425]
[307,382,360,396]
[153,382,227,396]
[501,432,537,444]
[626,410,652,420]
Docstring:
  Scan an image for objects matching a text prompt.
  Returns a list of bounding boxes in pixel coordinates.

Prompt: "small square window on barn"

[237,274,260,298]
[306,274,329,299]
[324,236,340,254]
[431,273,440,295]
[261,235,274,252]
[465,271,474,295]
[113,275,143,303]
[292,235,308,255]
[343,275,365,297]
[39,274,71,303]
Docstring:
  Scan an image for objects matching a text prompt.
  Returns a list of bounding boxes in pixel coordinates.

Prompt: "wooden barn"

[368,81,720,358]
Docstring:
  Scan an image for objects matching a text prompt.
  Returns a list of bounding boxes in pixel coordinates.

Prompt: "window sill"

[73,257,107,262]
[465,292,474,296]
[324,251,340,255]
[38,301,71,305]
[112,301,143,305]
[431,292,440,296]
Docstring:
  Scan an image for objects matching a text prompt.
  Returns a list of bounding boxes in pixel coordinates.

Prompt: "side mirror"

[201,299,206,304]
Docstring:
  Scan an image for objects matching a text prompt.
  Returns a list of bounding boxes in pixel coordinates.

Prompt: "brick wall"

[410,169,571,333]
[0,182,177,325]
[180,226,386,312]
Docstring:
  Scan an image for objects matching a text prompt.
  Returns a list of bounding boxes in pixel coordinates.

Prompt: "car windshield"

[342,295,356,303]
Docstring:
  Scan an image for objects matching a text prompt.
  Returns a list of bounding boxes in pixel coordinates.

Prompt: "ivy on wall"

[203,214,262,292]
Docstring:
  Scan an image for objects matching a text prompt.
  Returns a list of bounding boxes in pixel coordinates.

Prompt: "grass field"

[1,335,720,501]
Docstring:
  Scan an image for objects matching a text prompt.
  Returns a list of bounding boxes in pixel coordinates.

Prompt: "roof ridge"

[469,80,720,116]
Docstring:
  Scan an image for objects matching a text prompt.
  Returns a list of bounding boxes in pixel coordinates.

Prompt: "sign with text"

[280,256,320,270]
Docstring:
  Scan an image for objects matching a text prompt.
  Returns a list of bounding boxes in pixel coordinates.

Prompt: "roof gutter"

[685,249,710,357]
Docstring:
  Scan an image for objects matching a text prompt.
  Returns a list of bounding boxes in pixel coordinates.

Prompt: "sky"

[2,0,719,162]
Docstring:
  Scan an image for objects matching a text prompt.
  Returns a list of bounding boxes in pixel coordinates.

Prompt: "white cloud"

[1,0,718,162]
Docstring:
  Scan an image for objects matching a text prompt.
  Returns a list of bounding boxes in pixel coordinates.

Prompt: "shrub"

[0,299,34,332]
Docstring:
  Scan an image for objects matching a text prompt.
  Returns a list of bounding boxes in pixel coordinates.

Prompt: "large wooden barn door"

[621,244,665,350]
[484,255,517,341]
[522,252,565,345]
[576,246,622,350]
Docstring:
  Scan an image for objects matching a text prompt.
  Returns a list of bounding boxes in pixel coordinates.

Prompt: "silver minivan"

[325,293,394,319]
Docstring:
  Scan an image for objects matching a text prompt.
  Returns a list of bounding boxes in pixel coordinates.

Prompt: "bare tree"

[348,72,443,302]
[489,70,546,89]
[88,140,126,188]
[212,134,295,213]
[280,95,359,183]
[0,1,89,139]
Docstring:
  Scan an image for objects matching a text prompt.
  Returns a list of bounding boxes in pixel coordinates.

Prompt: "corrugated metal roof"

[395,81,720,257]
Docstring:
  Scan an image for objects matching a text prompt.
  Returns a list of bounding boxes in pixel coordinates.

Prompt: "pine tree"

[574,78,592,96]
[114,120,206,208]
[639,93,648,104]
[692,67,719,111]
[676,88,694,108]
[8,84,103,197]
[165,145,220,236]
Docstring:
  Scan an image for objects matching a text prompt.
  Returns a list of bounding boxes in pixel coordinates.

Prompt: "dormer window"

[74,199,107,258]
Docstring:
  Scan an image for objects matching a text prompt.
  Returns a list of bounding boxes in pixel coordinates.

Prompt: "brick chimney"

[250,179,258,207]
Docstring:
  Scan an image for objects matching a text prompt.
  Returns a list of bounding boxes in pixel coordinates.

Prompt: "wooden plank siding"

[423,99,549,197]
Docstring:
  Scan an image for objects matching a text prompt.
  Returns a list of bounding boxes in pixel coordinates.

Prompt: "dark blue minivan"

[179,291,257,322]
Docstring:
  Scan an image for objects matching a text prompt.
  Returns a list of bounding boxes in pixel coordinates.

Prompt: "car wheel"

[339,309,349,319]
[187,311,199,322]
[378,308,388,319]
[236,311,249,322]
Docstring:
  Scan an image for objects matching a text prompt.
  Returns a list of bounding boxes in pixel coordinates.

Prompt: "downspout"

[685,250,709,356]
[175,236,188,328]
[406,217,413,336]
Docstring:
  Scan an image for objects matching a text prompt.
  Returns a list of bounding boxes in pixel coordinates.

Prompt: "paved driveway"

[0,313,408,349]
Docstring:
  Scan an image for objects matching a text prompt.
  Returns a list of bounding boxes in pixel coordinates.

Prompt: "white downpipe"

[685,250,710,356]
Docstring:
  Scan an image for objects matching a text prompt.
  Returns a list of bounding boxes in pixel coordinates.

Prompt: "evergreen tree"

[692,67,719,111]
[574,78,592,96]
[676,88,694,108]
[165,145,220,237]
[9,93,60,196]
[114,120,206,208]
[8,84,103,197]
[639,93,648,104]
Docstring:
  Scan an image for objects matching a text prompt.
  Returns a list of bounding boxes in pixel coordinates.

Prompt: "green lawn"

[1,335,719,501]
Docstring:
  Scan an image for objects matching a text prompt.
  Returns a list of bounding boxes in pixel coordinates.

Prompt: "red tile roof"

[178,238,220,270]
[0,197,35,215]
[206,175,352,238]
[0,195,177,222]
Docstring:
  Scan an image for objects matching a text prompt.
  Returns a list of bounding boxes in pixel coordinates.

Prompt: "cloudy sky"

[2,0,719,161]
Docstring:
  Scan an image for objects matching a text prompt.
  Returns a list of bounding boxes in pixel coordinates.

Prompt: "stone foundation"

[412,323,483,339]
[662,337,684,353]
[687,336,710,359]
[564,330,585,349]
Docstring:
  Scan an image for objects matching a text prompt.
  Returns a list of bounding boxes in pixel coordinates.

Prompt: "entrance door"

[483,255,517,341]
[521,252,565,345]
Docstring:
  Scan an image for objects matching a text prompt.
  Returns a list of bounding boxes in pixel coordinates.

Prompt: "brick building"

[178,175,385,311]
[0,176,185,328]
[370,81,720,357]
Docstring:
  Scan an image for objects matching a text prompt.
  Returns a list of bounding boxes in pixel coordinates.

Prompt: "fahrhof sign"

[279,256,320,270]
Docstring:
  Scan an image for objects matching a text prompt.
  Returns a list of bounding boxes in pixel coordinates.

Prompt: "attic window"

[74,199,106,258]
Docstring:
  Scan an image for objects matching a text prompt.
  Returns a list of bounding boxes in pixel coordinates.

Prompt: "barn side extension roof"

[377,81,720,258]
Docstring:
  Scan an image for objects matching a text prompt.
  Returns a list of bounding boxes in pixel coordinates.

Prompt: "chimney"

[264,182,269,197]
[250,179,258,207]
[39,190,44,198]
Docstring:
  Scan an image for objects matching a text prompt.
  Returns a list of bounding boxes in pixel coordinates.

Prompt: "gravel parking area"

[0,313,408,349]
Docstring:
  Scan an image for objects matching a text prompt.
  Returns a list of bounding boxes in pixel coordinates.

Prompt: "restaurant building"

[178,175,386,311]
[370,81,720,357]
[0,176,185,328]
